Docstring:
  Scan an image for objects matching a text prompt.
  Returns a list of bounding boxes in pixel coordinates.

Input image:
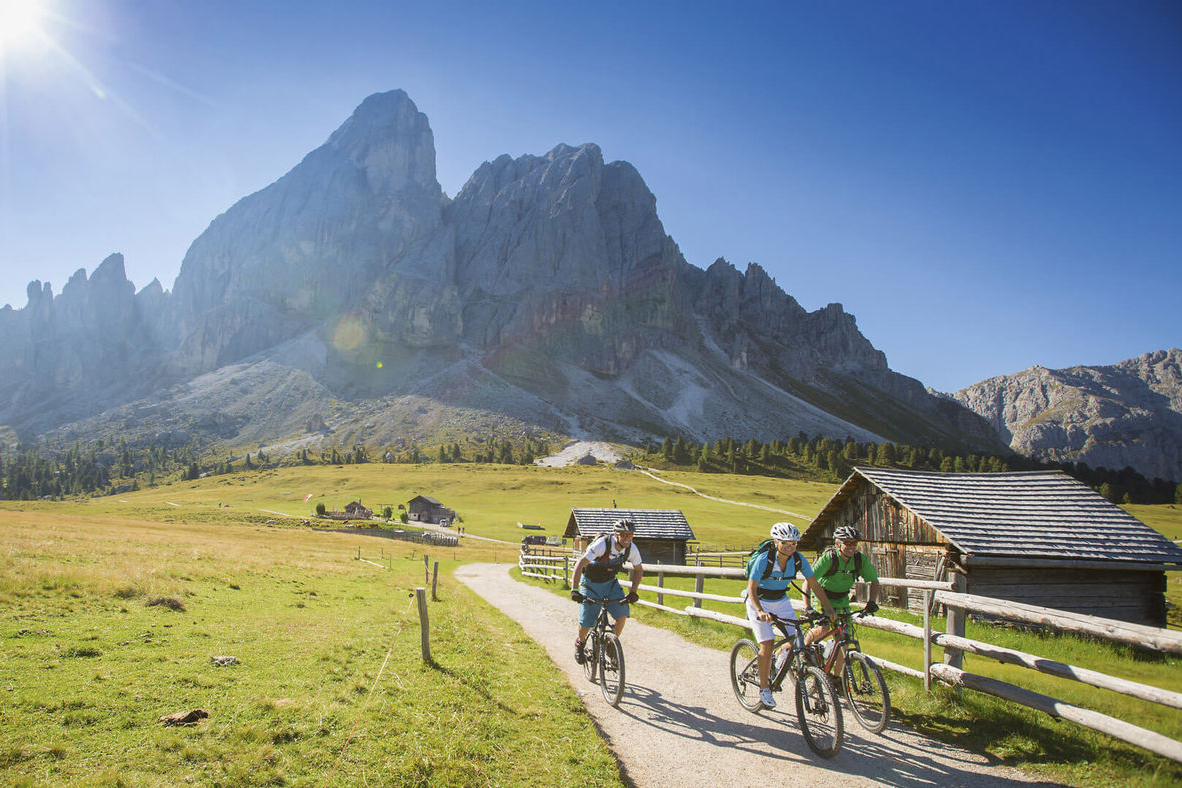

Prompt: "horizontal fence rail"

[519,550,1182,763]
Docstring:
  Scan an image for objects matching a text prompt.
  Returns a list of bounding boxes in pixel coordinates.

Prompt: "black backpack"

[819,547,862,578]
[584,533,628,582]
[745,539,803,581]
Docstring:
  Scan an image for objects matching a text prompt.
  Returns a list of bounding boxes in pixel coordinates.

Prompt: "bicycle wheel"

[795,665,843,758]
[582,635,597,683]
[729,639,763,713]
[843,651,890,733]
[599,633,625,707]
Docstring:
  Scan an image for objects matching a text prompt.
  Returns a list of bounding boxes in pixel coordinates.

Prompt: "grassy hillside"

[39,463,839,546]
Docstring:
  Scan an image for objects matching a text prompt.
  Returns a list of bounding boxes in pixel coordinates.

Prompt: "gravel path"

[456,563,1060,788]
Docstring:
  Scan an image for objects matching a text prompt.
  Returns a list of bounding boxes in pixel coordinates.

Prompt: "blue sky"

[0,0,1178,392]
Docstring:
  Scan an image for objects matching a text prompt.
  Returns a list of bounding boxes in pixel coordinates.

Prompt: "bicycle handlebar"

[578,595,628,604]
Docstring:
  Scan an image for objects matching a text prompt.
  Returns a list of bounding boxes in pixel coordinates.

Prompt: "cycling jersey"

[810,549,878,607]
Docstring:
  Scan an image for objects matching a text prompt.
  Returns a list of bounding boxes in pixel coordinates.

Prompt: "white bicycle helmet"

[769,522,801,541]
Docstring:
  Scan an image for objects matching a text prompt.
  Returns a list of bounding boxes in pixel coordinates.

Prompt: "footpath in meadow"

[456,563,1061,788]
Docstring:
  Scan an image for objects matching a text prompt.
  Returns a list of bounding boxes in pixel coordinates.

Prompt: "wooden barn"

[563,508,695,565]
[407,495,456,525]
[799,467,1182,627]
[343,501,372,519]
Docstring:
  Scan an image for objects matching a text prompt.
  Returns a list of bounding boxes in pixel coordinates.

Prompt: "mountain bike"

[805,607,890,733]
[730,611,843,758]
[579,593,627,707]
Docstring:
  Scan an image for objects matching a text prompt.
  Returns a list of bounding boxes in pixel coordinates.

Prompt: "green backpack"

[819,547,862,578]
[745,539,803,581]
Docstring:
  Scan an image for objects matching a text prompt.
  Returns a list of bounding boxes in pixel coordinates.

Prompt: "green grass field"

[0,510,622,786]
[3,463,1181,786]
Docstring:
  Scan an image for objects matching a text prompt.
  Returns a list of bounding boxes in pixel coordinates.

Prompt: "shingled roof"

[564,508,695,540]
[803,467,1182,565]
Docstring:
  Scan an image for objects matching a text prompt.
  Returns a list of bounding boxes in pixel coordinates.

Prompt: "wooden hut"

[343,501,372,519]
[563,508,695,565]
[407,495,456,525]
[799,467,1182,627]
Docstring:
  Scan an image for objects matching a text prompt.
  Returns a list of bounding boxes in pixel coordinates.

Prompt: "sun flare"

[0,0,47,55]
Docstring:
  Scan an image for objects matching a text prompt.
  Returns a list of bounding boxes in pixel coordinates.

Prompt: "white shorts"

[745,594,799,644]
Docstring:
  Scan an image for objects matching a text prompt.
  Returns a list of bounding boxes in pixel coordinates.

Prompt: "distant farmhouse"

[799,467,1182,627]
[564,508,695,565]
[322,500,372,521]
[408,495,457,525]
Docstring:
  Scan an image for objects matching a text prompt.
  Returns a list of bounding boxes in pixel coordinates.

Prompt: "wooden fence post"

[945,572,966,670]
[693,573,704,609]
[923,588,932,692]
[431,561,439,601]
[657,572,665,607]
[423,555,429,584]
[563,555,570,588]
[416,588,431,663]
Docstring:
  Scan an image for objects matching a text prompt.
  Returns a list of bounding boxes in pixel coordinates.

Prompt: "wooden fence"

[518,550,1182,762]
[317,526,459,547]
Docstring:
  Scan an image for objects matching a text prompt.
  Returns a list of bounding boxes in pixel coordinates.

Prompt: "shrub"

[146,597,186,612]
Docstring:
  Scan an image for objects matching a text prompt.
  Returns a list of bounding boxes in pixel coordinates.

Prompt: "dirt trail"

[455,563,1059,788]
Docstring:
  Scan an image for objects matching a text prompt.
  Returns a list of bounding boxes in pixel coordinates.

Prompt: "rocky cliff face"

[951,349,1182,482]
[0,90,1004,454]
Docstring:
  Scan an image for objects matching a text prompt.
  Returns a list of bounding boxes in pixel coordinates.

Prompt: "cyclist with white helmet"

[805,525,881,673]
[746,522,837,709]
[571,518,644,665]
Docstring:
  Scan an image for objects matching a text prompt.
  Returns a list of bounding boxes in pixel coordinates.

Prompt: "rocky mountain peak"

[0,89,1011,456]
[953,349,1182,482]
[324,89,439,194]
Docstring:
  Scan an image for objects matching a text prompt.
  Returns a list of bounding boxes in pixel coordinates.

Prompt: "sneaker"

[759,688,776,708]
[574,639,586,665]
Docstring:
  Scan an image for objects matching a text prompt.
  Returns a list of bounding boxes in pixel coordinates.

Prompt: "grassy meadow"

[3,462,1181,786]
[0,509,622,787]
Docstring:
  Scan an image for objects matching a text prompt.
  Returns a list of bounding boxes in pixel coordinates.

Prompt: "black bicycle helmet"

[834,525,860,541]
[613,518,635,533]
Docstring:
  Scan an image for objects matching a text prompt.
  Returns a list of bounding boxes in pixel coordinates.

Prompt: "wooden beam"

[936,591,1182,655]
[934,633,1182,710]
[628,562,746,579]
[684,606,750,628]
[624,581,742,604]
[929,664,1182,763]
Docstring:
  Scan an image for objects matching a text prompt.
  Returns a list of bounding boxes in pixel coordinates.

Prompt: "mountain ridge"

[0,90,1021,458]
[950,348,1182,483]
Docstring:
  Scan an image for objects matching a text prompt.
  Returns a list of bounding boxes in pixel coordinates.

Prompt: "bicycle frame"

[581,593,626,667]
[767,612,826,690]
[808,611,861,675]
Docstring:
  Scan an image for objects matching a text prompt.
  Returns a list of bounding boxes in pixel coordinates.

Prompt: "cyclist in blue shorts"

[570,518,644,664]
[746,522,837,708]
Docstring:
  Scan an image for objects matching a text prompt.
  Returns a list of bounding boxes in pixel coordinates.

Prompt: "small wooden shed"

[407,495,456,525]
[343,501,372,519]
[799,467,1182,627]
[563,508,695,565]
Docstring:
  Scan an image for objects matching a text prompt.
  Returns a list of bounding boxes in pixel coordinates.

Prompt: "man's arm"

[805,575,837,620]
[571,556,589,589]
[626,562,643,602]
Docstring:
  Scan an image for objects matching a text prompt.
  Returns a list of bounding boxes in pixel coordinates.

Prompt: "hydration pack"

[745,539,803,581]
[820,547,862,578]
[584,534,629,583]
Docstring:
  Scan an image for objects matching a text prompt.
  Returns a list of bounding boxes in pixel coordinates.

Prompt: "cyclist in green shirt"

[805,526,880,674]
